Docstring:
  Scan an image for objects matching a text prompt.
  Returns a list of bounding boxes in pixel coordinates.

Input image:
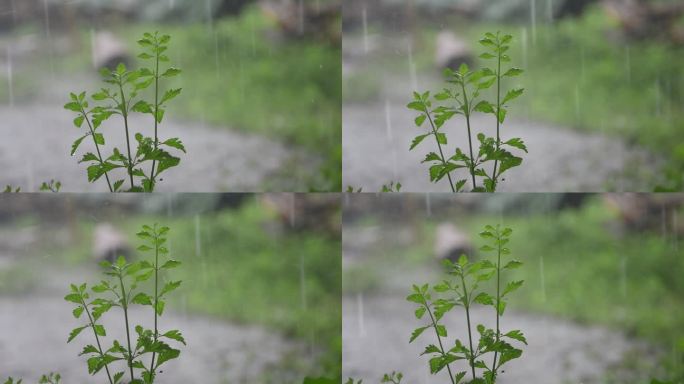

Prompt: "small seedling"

[39,180,62,193]
[64,224,185,383]
[408,32,527,192]
[2,373,60,384]
[381,181,402,192]
[65,32,185,192]
[2,185,20,193]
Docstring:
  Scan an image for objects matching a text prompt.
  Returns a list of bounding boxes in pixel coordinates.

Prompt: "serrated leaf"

[161,88,182,104]
[503,68,523,77]
[502,88,524,105]
[410,325,429,343]
[410,133,430,150]
[71,135,87,156]
[163,137,186,153]
[67,326,87,343]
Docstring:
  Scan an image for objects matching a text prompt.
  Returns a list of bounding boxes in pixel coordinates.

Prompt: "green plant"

[3,373,61,384]
[408,32,526,192]
[404,224,526,383]
[2,185,20,193]
[381,372,403,383]
[381,182,402,192]
[65,32,184,192]
[64,223,185,383]
[39,180,62,192]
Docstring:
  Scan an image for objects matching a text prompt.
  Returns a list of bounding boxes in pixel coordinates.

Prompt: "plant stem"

[79,106,113,192]
[492,39,502,190]
[491,234,503,378]
[117,272,136,382]
[79,296,114,384]
[425,109,456,193]
[424,301,456,384]
[149,48,160,188]
[117,80,135,190]
[150,233,160,377]
[459,273,477,381]
[459,80,478,190]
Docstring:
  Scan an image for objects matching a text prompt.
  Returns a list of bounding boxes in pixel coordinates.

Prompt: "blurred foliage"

[118,6,342,191]
[467,6,683,190]
[51,199,341,380]
[365,197,683,380]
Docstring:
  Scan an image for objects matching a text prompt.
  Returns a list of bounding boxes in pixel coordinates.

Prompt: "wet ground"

[342,224,659,384]
[0,68,319,192]
[342,35,660,192]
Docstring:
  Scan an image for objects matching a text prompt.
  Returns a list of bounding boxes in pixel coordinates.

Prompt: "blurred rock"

[91,31,131,70]
[434,222,473,262]
[259,0,341,45]
[93,223,131,263]
[261,194,340,237]
[603,194,684,235]
[603,0,684,44]
[434,30,473,71]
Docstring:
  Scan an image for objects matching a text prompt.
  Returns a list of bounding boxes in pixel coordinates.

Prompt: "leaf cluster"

[408,32,527,192]
[64,224,184,384]
[405,224,526,383]
[65,32,184,192]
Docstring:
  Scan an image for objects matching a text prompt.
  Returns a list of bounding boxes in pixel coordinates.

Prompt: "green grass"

[371,198,683,380]
[48,200,341,380]
[116,7,341,191]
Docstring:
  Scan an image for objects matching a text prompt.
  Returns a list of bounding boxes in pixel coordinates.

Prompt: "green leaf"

[435,132,447,145]
[155,346,180,367]
[64,293,81,304]
[474,100,494,114]
[67,325,87,343]
[479,52,495,59]
[502,280,524,297]
[72,306,84,318]
[80,344,99,356]
[93,324,106,336]
[155,299,166,316]
[160,280,182,297]
[406,293,425,304]
[407,101,426,112]
[504,137,528,152]
[132,100,152,114]
[71,135,87,156]
[458,62,469,75]
[409,133,430,150]
[162,329,186,345]
[162,137,186,153]
[503,260,523,269]
[162,67,182,77]
[502,88,524,105]
[473,292,494,306]
[64,101,81,112]
[422,152,441,163]
[503,68,523,77]
[415,114,427,127]
[161,88,182,104]
[93,132,105,145]
[409,326,429,343]
[415,306,426,319]
[504,329,527,345]
[497,107,507,123]
[116,62,127,75]
[73,114,85,128]
[161,259,181,269]
[435,324,447,337]
[156,107,166,123]
[131,292,153,306]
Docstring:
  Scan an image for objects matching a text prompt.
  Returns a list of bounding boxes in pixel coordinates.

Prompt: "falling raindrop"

[194,214,201,257]
[580,46,586,82]
[168,0,175,9]
[290,194,296,228]
[546,0,554,22]
[425,194,432,217]
[521,27,528,70]
[384,99,393,141]
[574,84,580,125]
[356,292,366,337]
[214,31,220,80]
[625,45,631,85]
[530,0,537,46]
[673,210,679,251]
[655,78,662,117]
[298,0,305,35]
[620,256,627,298]
[42,0,54,74]
[300,254,307,310]
[6,46,13,107]
[362,6,369,53]
[539,255,546,302]
[407,39,418,92]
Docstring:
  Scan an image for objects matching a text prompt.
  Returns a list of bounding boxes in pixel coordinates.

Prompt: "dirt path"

[0,262,308,383]
[342,36,659,192]
[0,73,318,192]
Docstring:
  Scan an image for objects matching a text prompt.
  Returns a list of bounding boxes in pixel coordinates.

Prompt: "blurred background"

[342,0,684,192]
[342,193,684,383]
[0,0,341,192]
[0,193,341,383]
